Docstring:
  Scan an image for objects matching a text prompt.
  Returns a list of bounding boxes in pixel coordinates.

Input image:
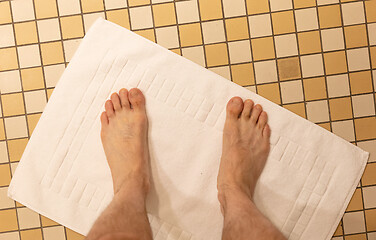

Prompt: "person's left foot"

[100,88,150,196]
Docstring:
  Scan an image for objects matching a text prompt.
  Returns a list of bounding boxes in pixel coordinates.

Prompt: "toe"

[250,104,262,124]
[241,99,254,119]
[100,111,109,125]
[119,88,130,109]
[105,100,115,117]
[257,111,268,130]
[129,88,146,111]
[110,93,121,111]
[263,124,271,138]
[226,97,244,120]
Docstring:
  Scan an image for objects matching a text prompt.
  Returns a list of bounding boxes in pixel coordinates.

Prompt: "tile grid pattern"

[0,0,375,239]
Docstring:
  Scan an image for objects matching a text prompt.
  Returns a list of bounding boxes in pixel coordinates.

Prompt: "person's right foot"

[217,97,271,204]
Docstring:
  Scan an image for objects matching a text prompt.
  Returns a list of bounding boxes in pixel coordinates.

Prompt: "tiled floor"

[0,0,375,239]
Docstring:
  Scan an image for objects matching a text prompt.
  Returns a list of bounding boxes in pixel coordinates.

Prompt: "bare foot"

[218,97,271,204]
[100,88,150,196]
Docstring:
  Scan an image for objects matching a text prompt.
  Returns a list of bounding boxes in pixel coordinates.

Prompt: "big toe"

[129,88,146,111]
[226,97,244,120]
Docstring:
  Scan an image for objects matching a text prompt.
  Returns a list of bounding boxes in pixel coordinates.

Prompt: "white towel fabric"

[8,18,369,240]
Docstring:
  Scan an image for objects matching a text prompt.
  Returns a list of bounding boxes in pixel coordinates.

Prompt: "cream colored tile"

[352,94,375,117]
[347,48,370,72]
[269,0,293,12]
[321,28,345,52]
[295,8,318,32]
[343,211,366,234]
[301,54,324,78]
[0,232,19,240]
[0,142,8,163]
[37,18,61,43]
[369,232,376,240]
[10,0,35,22]
[280,80,304,104]
[44,64,65,88]
[57,0,81,16]
[129,6,153,30]
[342,2,365,26]
[175,0,199,24]
[17,45,41,68]
[363,186,376,209]
[182,46,205,67]
[306,100,329,123]
[326,74,350,98]
[83,13,105,32]
[369,23,376,46]
[64,39,81,62]
[245,85,256,93]
[104,0,127,9]
[43,226,65,240]
[0,25,15,48]
[4,116,28,139]
[202,20,225,44]
[24,90,47,114]
[332,120,355,142]
[0,70,22,94]
[0,187,14,209]
[17,207,41,229]
[248,14,272,38]
[254,60,278,84]
[222,0,246,18]
[358,140,376,162]
[228,40,252,64]
[209,66,231,80]
[156,26,179,49]
[274,34,298,58]
[10,162,18,176]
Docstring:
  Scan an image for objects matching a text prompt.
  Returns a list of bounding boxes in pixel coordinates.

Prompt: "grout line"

[195,0,209,68]
[218,0,233,81]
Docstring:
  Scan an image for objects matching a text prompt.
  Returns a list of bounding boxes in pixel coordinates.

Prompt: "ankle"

[218,185,253,212]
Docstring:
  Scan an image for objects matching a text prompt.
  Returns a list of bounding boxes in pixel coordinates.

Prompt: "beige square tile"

[332,120,355,141]
[298,31,322,55]
[198,0,223,21]
[0,187,15,209]
[245,85,256,93]
[106,9,129,29]
[40,42,64,65]
[355,117,376,141]
[344,24,368,49]
[365,0,376,23]
[277,57,301,81]
[14,21,38,45]
[21,67,45,91]
[175,0,199,24]
[10,162,18,176]
[43,226,65,240]
[81,0,104,13]
[104,0,127,10]
[0,25,15,48]
[179,23,202,47]
[343,211,366,234]
[156,26,179,49]
[294,0,316,8]
[0,232,19,240]
[280,80,304,104]
[303,77,327,101]
[40,215,59,227]
[2,93,25,117]
[324,51,348,75]
[271,10,295,35]
[352,94,375,117]
[254,60,278,84]
[17,207,41,229]
[225,17,249,41]
[60,15,84,39]
[204,43,228,67]
[269,0,293,12]
[20,229,43,240]
[57,0,81,16]
[0,209,18,232]
[0,164,11,187]
[274,34,298,58]
[371,46,376,69]
[0,1,12,24]
[0,70,22,94]
[7,138,28,162]
[327,74,350,98]
[37,18,61,42]
[295,8,318,32]
[66,228,85,240]
[306,100,329,123]
[202,20,225,44]
[0,47,18,71]
[363,186,376,209]
[283,103,306,118]
[318,5,342,29]
[358,140,376,164]
[24,90,47,114]
[10,0,35,22]
[63,39,81,62]
[369,232,376,240]
[342,2,365,26]
[182,46,205,67]
[222,0,246,18]
[347,48,370,72]
[228,40,252,64]
[329,97,353,121]
[128,0,149,7]
[44,64,65,88]
[83,12,106,32]
[27,113,41,135]
[4,116,28,139]
[321,28,345,52]
[369,23,376,46]
[246,0,270,15]
[34,0,58,19]
[0,142,8,163]
[17,45,41,68]
[152,3,176,27]
[251,37,275,61]
[231,63,255,86]
[257,83,281,104]
[346,188,363,212]
[248,14,272,38]
[301,54,324,78]
[210,66,231,80]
